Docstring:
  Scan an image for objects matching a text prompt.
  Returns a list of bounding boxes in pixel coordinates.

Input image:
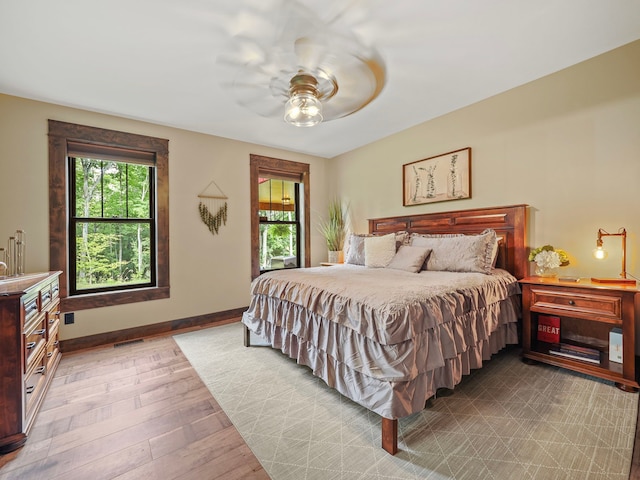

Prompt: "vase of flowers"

[529,245,570,277]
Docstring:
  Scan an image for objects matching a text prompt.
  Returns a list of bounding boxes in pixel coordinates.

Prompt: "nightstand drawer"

[530,287,622,321]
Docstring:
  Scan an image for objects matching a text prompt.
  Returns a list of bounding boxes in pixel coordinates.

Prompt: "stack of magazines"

[549,343,600,364]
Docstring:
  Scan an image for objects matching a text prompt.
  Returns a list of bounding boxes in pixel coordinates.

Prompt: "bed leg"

[381,417,398,455]
[243,324,251,347]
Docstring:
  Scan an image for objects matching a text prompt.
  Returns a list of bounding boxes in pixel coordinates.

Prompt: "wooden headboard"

[369,204,528,280]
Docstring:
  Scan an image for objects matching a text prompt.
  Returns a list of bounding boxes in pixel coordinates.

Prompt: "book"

[537,315,560,343]
[549,349,600,364]
[609,328,623,363]
[558,342,599,355]
[556,343,600,361]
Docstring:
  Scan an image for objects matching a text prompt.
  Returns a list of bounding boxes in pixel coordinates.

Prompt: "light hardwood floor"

[2,323,640,479]
[0,330,268,480]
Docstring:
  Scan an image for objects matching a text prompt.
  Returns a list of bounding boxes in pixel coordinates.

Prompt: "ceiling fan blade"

[324,0,374,33]
[293,37,331,72]
[322,54,385,120]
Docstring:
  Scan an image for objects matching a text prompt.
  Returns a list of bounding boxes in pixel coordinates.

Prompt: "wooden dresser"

[0,271,62,453]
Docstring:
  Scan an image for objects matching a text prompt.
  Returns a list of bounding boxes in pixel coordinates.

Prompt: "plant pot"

[328,250,344,264]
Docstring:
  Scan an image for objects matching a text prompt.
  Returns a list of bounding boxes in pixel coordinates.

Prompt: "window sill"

[61,286,170,311]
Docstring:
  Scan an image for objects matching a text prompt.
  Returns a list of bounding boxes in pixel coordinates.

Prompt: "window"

[49,120,169,311]
[250,155,310,279]
[69,157,154,294]
[258,177,300,273]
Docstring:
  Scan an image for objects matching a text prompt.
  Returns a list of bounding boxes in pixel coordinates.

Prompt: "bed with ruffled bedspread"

[242,264,520,419]
[241,204,528,454]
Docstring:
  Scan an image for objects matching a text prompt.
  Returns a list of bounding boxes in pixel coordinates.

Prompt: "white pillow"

[386,246,432,273]
[410,229,498,274]
[364,233,396,268]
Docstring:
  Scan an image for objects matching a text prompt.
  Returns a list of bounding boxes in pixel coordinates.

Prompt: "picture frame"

[403,147,471,206]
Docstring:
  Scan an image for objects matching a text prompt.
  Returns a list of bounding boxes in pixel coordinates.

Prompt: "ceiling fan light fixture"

[284,92,323,127]
[284,72,323,127]
[219,6,385,126]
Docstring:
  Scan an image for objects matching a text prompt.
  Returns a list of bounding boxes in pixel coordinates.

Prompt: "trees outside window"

[70,158,154,293]
[258,178,299,272]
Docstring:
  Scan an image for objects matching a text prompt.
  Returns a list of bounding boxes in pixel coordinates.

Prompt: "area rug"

[174,323,638,479]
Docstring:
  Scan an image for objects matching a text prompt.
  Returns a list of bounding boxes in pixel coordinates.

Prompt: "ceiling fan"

[216,0,386,127]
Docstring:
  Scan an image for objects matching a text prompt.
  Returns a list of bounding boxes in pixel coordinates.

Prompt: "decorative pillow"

[410,229,498,274]
[346,231,408,265]
[386,246,432,273]
[409,232,464,270]
[345,234,371,265]
[364,233,396,268]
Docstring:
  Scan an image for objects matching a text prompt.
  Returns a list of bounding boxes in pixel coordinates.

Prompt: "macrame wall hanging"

[198,180,228,235]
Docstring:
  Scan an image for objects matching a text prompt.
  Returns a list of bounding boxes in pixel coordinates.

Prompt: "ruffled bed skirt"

[242,294,520,419]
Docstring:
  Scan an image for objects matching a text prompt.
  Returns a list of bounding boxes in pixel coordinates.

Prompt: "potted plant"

[318,198,347,263]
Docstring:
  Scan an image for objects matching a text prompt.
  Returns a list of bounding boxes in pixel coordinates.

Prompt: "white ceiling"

[1,0,639,159]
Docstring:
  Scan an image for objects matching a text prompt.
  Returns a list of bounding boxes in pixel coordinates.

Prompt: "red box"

[537,315,560,343]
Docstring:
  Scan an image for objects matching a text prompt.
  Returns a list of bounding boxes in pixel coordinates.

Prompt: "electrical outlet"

[64,312,75,325]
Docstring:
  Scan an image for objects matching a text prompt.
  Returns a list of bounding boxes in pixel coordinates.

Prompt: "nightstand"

[520,277,639,392]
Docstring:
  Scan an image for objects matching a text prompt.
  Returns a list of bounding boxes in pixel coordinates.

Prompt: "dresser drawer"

[46,321,60,371]
[23,291,40,325]
[529,287,622,321]
[51,278,60,300]
[24,316,47,371]
[40,283,53,311]
[45,301,60,336]
[24,348,47,419]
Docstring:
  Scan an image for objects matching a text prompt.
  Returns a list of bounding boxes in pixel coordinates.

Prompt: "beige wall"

[2,39,639,340]
[332,40,640,281]
[0,95,330,339]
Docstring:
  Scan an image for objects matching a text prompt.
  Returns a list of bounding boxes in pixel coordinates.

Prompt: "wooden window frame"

[49,120,170,311]
[250,154,310,280]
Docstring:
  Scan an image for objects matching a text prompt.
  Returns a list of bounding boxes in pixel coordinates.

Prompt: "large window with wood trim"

[250,154,310,280]
[48,120,169,311]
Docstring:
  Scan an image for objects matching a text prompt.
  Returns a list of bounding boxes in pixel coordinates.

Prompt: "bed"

[242,204,528,454]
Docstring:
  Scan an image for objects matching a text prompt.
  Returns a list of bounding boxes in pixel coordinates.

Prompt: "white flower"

[533,250,561,269]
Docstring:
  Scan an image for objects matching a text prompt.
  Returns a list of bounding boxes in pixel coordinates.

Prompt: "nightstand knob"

[568,300,575,305]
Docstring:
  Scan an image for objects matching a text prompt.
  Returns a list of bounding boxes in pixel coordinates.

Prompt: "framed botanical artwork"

[403,147,471,206]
